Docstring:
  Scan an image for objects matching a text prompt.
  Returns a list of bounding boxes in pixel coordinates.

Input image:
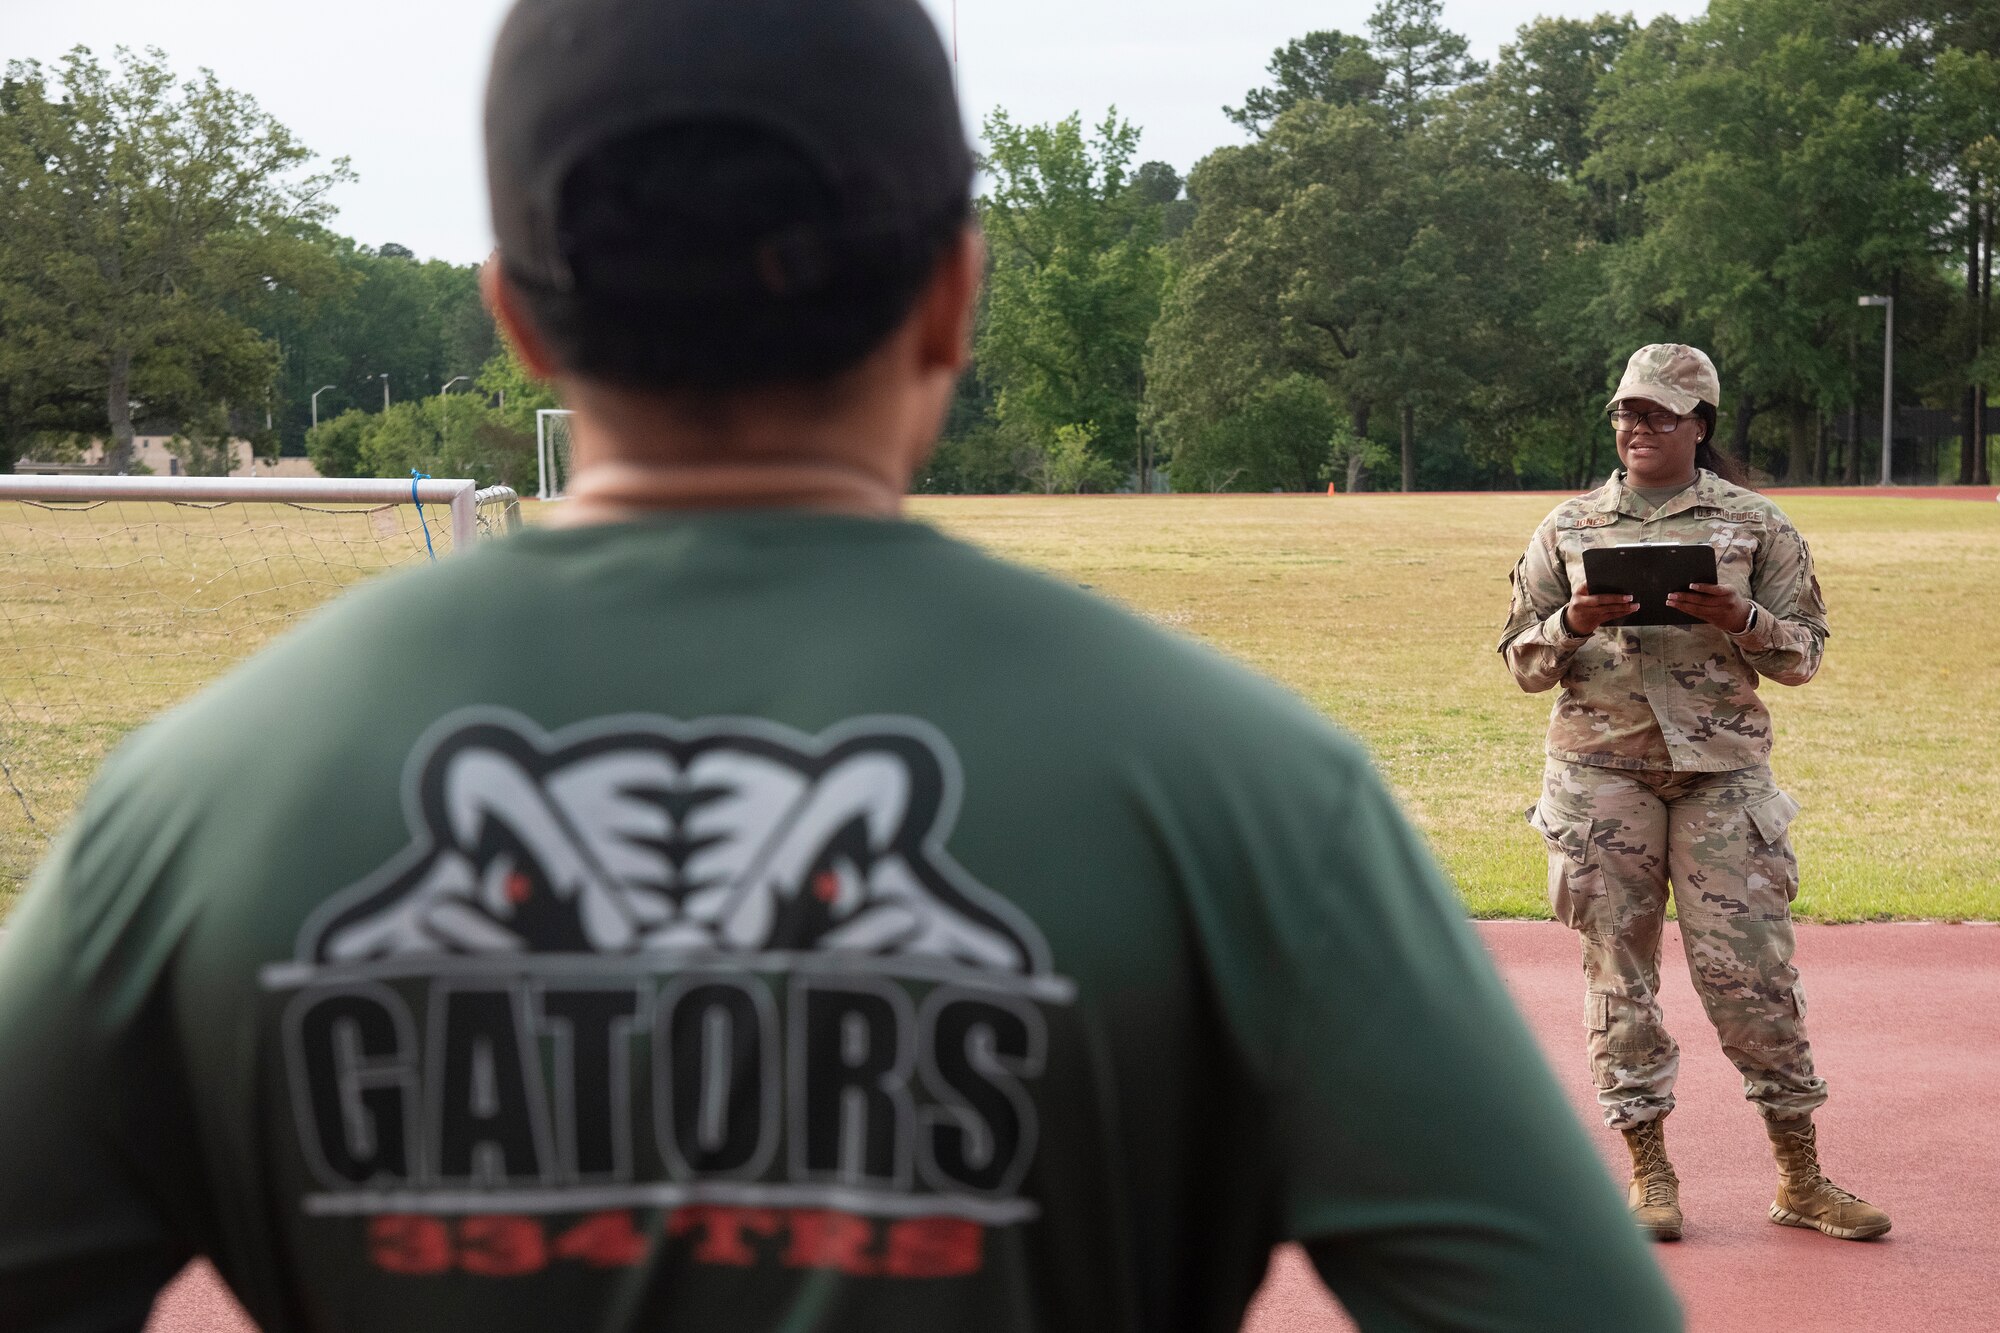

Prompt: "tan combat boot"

[1620,1118,1682,1241]
[1766,1117,1891,1240]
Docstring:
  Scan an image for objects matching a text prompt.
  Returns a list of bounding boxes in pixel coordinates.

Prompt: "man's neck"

[550,375,926,525]
[555,458,903,526]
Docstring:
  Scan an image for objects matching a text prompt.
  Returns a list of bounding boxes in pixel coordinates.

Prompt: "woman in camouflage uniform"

[1498,344,1890,1243]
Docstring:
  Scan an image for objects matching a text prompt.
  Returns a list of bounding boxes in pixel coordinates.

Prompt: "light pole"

[1859,295,1894,485]
[440,375,471,397]
[367,373,391,411]
[310,384,337,431]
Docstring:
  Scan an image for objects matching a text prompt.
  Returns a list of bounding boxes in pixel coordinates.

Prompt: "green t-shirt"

[0,513,1676,1332]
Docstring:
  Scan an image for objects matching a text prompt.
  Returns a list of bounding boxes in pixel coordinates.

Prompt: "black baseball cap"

[485,0,974,298]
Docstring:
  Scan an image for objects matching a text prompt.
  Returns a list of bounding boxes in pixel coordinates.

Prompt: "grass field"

[0,497,455,896]
[910,494,2000,922]
[2,492,1993,920]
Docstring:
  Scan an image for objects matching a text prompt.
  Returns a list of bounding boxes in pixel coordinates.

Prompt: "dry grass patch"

[0,498,454,896]
[912,494,2000,922]
[2,492,1991,921]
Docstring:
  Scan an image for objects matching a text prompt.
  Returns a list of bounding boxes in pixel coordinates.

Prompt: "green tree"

[1323,418,1394,493]
[403,394,535,492]
[1434,16,1644,489]
[977,110,1166,484]
[1968,136,2000,483]
[0,47,349,472]
[1367,0,1488,133]
[1834,0,2000,56]
[1467,15,1636,186]
[1822,4,2000,483]
[1149,100,1547,490]
[917,421,1030,495]
[432,262,498,391]
[1023,423,1123,493]
[1914,43,2000,484]
[1224,31,1387,135]
[1821,1,1999,483]
[477,342,561,433]
[1129,161,1197,241]
[920,329,1026,494]
[304,407,371,478]
[1149,105,1396,474]
[1589,0,1945,479]
[1154,4,1513,493]
[167,405,240,477]
[1169,373,1345,492]
[353,400,445,479]
[258,238,496,454]
[309,390,537,493]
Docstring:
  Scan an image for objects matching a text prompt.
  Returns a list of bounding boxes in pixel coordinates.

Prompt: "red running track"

[1245,922,2000,1332]
[149,921,2000,1333]
[918,488,2000,500]
[1323,485,2000,502]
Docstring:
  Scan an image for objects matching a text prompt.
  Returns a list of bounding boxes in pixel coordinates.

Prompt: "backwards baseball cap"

[1607,344,1721,417]
[487,0,971,295]
[484,0,973,387]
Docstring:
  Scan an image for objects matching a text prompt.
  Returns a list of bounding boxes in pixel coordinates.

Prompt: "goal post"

[475,483,524,537]
[537,408,574,500]
[0,474,487,545]
[0,475,519,896]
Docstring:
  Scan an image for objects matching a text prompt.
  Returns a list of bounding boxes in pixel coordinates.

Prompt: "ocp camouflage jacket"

[1497,469,1828,773]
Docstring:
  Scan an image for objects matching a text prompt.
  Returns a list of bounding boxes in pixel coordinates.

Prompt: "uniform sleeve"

[1727,521,1827,686]
[1497,520,1589,694]
[0,830,198,1331]
[1238,746,1680,1331]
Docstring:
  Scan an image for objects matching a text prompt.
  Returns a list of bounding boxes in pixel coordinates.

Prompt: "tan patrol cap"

[1607,344,1720,416]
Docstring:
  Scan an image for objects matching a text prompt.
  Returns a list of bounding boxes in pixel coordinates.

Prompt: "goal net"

[537,408,574,500]
[0,477,521,895]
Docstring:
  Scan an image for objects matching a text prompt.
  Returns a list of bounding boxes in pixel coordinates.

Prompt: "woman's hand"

[1563,584,1639,635]
[1666,582,1753,633]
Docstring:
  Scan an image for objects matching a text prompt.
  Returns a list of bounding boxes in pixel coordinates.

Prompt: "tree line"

[3,1,1995,493]
[0,46,554,490]
[941,0,1999,492]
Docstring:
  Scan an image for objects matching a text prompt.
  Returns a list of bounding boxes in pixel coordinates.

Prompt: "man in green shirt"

[0,1,1678,1328]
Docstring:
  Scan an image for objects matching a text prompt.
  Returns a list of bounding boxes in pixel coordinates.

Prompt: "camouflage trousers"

[1530,759,1828,1130]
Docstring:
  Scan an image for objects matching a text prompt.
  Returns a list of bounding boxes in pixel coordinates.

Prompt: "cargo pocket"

[1528,801,1605,933]
[1587,991,1658,1056]
[1746,789,1802,904]
[1732,984,1808,1056]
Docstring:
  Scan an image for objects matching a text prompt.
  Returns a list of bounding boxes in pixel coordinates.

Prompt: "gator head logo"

[297,711,1050,977]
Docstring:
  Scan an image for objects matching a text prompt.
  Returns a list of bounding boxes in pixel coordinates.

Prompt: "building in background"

[15,435,321,479]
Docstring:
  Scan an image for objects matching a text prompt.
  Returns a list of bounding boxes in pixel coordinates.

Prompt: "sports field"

[909,494,2000,922]
[0,498,456,899]
[2,492,1994,919]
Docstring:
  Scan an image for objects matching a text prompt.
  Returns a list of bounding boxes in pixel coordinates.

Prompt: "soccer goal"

[537,408,574,500]
[0,476,520,894]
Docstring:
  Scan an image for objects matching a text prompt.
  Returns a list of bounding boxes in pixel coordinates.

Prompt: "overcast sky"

[1,0,1701,265]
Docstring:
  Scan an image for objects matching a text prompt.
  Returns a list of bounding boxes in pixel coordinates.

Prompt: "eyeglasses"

[1608,408,1687,434]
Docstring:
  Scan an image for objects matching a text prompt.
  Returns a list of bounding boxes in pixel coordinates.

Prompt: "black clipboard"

[1580,544,1719,627]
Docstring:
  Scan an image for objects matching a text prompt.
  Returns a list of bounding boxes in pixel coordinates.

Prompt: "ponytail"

[1692,403,1753,490]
